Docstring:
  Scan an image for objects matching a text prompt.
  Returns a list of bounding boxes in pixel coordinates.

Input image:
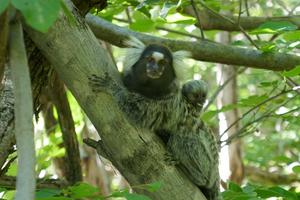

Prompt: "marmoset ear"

[172,50,192,81]
[122,36,146,74]
[122,36,192,80]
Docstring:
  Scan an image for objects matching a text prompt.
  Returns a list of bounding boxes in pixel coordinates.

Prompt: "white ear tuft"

[173,50,192,81]
[122,36,146,73]
[122,47,144,73]
[123,36,145,49]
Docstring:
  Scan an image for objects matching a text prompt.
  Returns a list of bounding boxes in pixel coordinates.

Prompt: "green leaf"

[266,186,297,199]
[142,182,162,192]
[250,21,298,35]
[0,0,10,15]
[124,193,151,200]
[228,182,243,192]
[259,80,278,87]
[0,187,7,193]
[292,165,300,174]
[110,189,151,199]
[36,189,61,198]
[160,2,177,18]
[273,155,293,164]
[282,65,300,77]
[166,13,195,24]
[35,197,72,200]
[239,95,268,107]
[11,0,61,32]
[260,43,277,53]
[283,31,300,42]
[222,190,257,200]
[130,11,155,32]
[231,40,247,46]
[6,161,17,176]
[255,188,281,198]
[111,189,129,197]
[201,104,237,121]
[201,110,218,121]
[69,182,99,198]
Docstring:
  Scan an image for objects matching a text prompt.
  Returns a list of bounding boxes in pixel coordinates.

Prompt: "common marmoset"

[89,37,220,200]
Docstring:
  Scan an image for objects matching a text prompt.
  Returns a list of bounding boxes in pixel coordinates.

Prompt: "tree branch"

[85,14,300,71]
[47,73,82,184]
[190,0,204,39]
[0,176,68,190]
[9,17,36,200]
[184,7,300,31]
[245,165,300,185]
[24,1,206,199]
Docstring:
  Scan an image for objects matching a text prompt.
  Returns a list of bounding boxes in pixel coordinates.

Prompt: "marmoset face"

[138,44,173,79]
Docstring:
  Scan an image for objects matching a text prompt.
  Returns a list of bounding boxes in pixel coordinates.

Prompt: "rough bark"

[0,10,9,87]
[85,14,300,71]
[25,2,206,200]
[0,75,15,169]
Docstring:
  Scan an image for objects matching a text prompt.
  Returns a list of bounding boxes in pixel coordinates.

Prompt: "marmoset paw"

[88,72,112,92]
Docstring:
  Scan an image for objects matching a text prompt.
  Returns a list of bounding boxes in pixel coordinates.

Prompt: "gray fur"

[89,73,220,200]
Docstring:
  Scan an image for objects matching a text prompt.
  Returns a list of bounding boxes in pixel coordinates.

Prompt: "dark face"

[124,44,177,98]
[182,80,208,107]
[134,44,174,81]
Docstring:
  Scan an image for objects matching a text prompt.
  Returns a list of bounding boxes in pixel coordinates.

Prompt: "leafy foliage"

[223,182,299,200]
[32,182,161,200]
[1,0,300,199]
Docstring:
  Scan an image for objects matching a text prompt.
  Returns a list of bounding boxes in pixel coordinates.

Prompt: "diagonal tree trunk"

[24,2,207,200]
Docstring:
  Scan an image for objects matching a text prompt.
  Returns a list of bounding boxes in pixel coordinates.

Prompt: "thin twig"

[275,0,291,13]
[113,17,129,23]
[243,0,261,41]
[203,67,246,112]
[156,26,202,39]
[198,0,259,49]
[289,3,300,15]
[223,94,297,145]
[190,0,205,39]
[237,0,243,25]
[220,88,293,138]
[276,73,300,94]
[269,106,300,117]
[113,17,202,40]
[125,7,132,24]
[244,0,250,16]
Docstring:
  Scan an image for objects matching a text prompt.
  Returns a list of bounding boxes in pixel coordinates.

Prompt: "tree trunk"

[24,2,207,199]
[216,32,244,185]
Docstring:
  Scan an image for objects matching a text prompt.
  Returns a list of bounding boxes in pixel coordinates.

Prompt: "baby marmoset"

[89,37,220,200]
